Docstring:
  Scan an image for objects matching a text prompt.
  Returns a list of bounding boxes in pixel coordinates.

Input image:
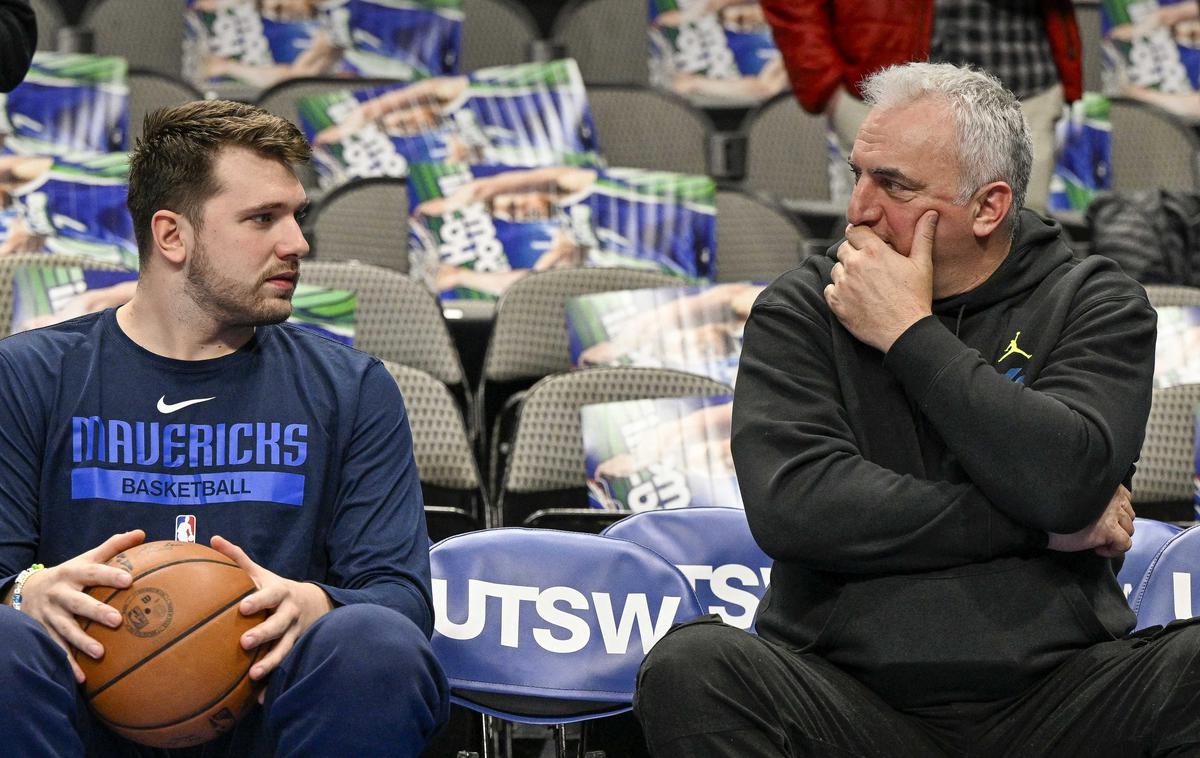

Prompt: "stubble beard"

[185,239,295,329]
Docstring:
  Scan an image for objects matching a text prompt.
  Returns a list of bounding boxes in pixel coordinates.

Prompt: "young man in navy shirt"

[0,99,448,756]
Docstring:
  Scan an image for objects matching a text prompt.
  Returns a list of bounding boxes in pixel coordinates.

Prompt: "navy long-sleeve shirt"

[0,308,433,636]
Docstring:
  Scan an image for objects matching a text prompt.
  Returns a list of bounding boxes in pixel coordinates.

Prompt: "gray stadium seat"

[381,360,485,533]
[1144,284,1200,308]
[494,366,731,526]
[29,0,65,51]
[1075,0,1103,94]
[551,0,647,85]
[298,261,471,424]
[83,0,186,79]
[1131,383,1200,522]
[127,69,203,144]
[587,85,714,175]
[1109,97,1200,193]
[308,178,409,272]
[0,253,127,333]
[715,189,808,282]
[460,0,539,73]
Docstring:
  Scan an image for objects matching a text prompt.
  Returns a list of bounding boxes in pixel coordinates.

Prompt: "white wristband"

[11,564,44,612]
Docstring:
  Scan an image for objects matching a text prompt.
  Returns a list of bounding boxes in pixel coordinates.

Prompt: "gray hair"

[859,62,1032,228]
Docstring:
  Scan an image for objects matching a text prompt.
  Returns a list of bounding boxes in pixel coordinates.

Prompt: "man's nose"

[846,179,881,227]
[278,217,310,259]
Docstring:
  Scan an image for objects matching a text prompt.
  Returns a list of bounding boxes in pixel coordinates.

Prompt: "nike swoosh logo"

[157,395,216,414]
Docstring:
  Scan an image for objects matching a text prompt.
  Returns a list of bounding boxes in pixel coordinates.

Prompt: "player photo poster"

[581,394,742,512]
[1049,93,1113,213]
[184,0,462,93]
[1152,305,1200,388]
[0,53,128,157]
[297,59,601,188]
[648,0,787,107]
[565,282,760,386]
[1101,0,1200,119]
[10,265,357,344]
[0,153,138,269]
[407,164,716,300]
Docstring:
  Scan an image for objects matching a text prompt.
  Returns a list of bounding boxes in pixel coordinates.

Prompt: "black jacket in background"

[731,210,1157,710]
[0,0,35,93]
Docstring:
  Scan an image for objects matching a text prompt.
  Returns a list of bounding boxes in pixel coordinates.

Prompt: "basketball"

[76,541,267,749]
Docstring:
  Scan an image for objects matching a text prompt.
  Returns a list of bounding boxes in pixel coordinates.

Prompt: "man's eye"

[252,213,273,223]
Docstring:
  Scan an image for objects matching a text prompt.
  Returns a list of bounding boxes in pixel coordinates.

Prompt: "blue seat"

[1129,524,1200,631]
[602,507,771,632]
[1117,517,1184,602]
[430,527,703,746]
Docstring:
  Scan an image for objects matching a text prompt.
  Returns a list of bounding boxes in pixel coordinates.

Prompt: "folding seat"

[492,366,730,528]
[602,506,771,631]
[430,527,704,755]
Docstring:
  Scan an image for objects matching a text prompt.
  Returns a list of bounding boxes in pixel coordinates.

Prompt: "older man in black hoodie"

[634,62,1200,757]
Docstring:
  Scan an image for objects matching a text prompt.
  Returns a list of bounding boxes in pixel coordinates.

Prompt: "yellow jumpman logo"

[998,331,1032,362]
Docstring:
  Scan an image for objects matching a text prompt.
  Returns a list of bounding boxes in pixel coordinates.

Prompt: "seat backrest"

[502,366,731,496]
[431,527,703,722]
[460,0,539,73]
[309,178,409,272]
[602,507,770,631]
[127,69,203,144]
[1118,517,1184,601]
[551,0,647,85]
[1130,384,1200,509]
[29,0,65,51]
[586,86,712,175]
[715,189,807,282]
[83,0,186,79]
[483,266,683,384]
[1129,524,1200,630]
[0,253,128,333]
[298,261,464,388]
[1145,284,1200,308]
[381,360,480,493]
[1075,0,1103,94]
[1109,98,1200,193]
[743,93,832,202]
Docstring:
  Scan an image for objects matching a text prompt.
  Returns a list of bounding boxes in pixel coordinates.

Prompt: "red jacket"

[761,0,1083,114]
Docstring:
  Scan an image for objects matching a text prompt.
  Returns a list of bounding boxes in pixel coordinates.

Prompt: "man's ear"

[150,210,189,266]
[971,181,1013,238]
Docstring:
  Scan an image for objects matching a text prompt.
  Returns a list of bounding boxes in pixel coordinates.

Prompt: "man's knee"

[637,617,762,706]
[0,605,74,689]
[295,604,440,685]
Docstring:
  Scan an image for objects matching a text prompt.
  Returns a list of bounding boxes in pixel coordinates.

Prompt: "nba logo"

[175,515,196,543]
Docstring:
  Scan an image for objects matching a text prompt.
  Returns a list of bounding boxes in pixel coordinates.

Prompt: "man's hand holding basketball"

[211,535,334,699]
[825,210,937,353]
[8,529,145,683]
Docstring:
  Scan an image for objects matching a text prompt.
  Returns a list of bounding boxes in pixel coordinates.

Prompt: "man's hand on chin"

[824,210,938,352]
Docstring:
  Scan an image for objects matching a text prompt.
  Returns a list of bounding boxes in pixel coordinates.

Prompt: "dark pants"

[0,603,450,758]
[634,615,1200,757]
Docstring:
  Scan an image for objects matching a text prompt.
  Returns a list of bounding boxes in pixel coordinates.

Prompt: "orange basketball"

[76,540,267,749]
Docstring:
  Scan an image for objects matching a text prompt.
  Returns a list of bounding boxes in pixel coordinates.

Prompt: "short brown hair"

[126,100,311,268]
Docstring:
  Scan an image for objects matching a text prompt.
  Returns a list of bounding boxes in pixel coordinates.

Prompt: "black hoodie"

[731,210,1157,710]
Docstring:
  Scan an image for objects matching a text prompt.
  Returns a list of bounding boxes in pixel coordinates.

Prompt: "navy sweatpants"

[635,615,1200,757]
[0,603,450,757]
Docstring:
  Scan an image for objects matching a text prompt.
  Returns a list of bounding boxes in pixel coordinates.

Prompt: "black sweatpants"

[634,615,1200,757]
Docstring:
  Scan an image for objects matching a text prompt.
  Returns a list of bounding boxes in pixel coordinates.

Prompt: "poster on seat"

[297,59,602,189]
[407,163,715,300]
[648,0,787,107]
[184,0,462,94]
[565,282,760,385]
[581,394,742,511]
